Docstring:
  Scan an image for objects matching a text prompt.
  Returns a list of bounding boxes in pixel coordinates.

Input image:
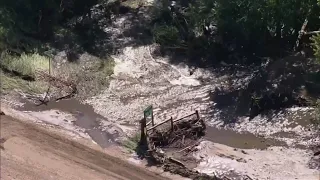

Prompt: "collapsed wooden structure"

[147,111,206,149]
[139,110,220,180]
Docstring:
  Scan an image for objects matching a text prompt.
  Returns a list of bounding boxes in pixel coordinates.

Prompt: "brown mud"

[204,126,287,149]
[18,98,293,151]
[17,99,119,148]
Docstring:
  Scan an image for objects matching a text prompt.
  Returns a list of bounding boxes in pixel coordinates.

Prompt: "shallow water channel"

[18,99,118,148]
[17,98,288,150]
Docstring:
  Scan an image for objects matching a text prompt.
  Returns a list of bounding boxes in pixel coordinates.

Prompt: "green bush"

[153,25,180,46]
[311,34,320,63]
[123,133,141,152]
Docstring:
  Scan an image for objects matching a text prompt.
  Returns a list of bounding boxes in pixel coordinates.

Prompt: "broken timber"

[139,110,219,179]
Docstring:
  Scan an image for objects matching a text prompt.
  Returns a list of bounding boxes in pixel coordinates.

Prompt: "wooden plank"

[140,118,147,145]
[172,112,197,123]
[147,117,172,131]
[147,111,199,131]
[195,110,200,120]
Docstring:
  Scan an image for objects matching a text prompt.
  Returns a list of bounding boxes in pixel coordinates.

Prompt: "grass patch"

[0,52,115,98]
[152,25,180,47]
[0,53,50,78]
[0,70,48,94]
[0,52,50,95]
[123,133,141,152]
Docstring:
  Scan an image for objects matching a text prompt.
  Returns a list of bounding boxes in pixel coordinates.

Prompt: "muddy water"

[204,126,287,149]
[18,99,118,148]
[17,98,287,150]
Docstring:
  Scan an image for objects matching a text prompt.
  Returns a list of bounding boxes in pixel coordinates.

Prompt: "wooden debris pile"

[141,111,224,179]
[141,111,253,180]
[148,117,206,149]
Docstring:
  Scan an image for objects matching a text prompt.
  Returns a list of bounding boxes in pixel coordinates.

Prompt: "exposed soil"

[0,114,168,180]
[18,98,122,148]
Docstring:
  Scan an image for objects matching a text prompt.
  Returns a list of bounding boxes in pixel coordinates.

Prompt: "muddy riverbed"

[18,99,137,148]
[14,97,319,180]
[8,98,318,180]
[5,4,320,179]
[18,98,291,150]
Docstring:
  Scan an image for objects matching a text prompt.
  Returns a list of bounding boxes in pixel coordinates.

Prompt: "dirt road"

[0,115,167,180]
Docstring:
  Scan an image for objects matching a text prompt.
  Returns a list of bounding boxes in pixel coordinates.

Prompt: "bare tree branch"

[294,18,308,51]
[304,30,320,35]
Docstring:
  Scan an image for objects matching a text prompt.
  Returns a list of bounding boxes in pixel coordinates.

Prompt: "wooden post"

[140,118,147,145]
[170,117,174,131]
[195,110,200,120]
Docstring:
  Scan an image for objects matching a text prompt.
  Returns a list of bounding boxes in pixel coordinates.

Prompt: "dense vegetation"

[0,0,319,117]
[0,0,101,52]
[152,0,320,64]
[151,0,320,122]
[1,0,319,61]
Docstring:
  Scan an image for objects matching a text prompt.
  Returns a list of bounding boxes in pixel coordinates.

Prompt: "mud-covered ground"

[0,104,189,180]
[2,2,320,180]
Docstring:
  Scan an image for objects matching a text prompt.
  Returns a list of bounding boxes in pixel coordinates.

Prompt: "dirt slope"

[0,115,167,180]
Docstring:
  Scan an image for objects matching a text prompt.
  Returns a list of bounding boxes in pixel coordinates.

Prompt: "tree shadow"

[47,2,119,59]
[44,0,157,61]
[205,54,319,125]
[29,0,319,125]
[134,133,162,167]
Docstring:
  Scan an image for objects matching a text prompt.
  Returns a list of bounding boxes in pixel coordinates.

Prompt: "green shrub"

[123,133,141,152]
[153,25,180,46]
[311,34,320,63]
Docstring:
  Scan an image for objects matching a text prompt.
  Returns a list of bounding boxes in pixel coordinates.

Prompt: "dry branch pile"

[148,117,206,148]
[35,70,77,104]
[143,113,225,179]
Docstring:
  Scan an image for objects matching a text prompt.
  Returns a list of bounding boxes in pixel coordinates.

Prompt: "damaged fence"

[139,110,222,180]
